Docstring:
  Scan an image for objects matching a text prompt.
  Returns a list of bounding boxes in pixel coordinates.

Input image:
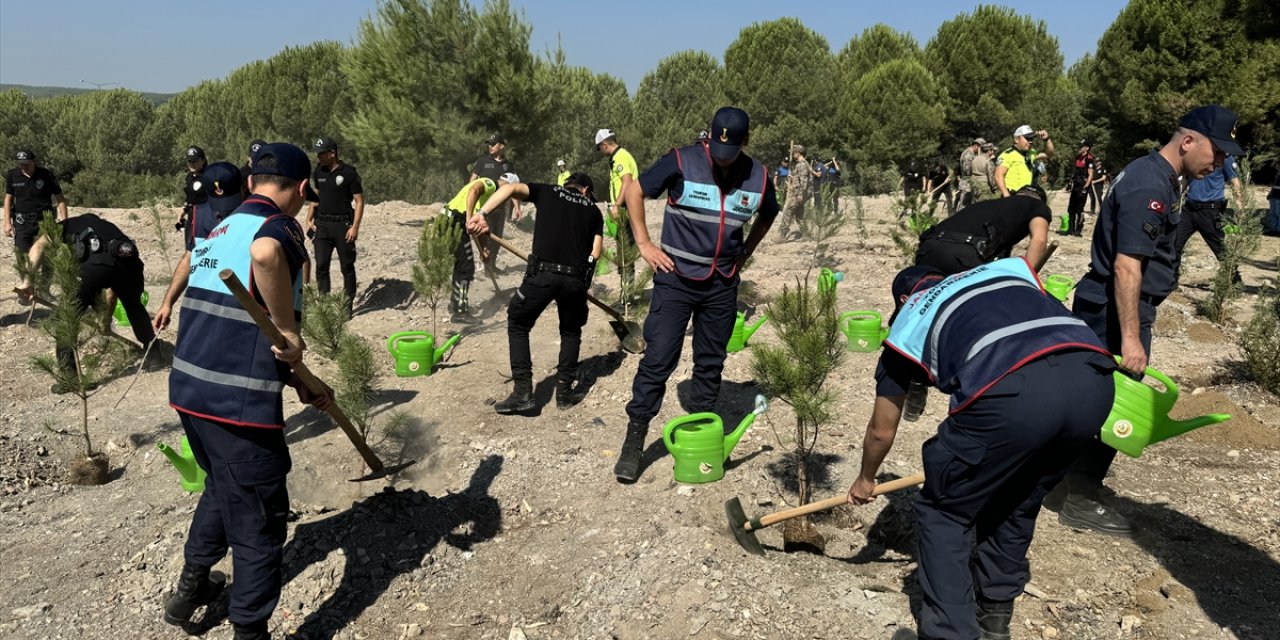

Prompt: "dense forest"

[1,0,1276,207]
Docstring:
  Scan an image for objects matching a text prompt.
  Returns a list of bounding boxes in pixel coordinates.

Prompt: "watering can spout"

[743,315,768,341]
[433,334,461,365]
[724,395,769,461]
[157,437,206,493]
[1153,413,1232,444]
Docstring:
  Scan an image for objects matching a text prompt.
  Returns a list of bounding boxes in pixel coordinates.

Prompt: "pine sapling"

[1241,280,1280,396]
[412,213,463,337]
[1200,159,1261,322]
[302,286,350,360]
[335,332,379,440]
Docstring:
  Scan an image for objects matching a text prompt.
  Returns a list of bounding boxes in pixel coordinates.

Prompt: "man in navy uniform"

[163,143,332,640]
[1049,105,1244,536]
[852,260,1117,640]
[612,106,779,482]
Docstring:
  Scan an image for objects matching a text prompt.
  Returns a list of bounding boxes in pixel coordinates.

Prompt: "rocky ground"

[1,190,1277,640]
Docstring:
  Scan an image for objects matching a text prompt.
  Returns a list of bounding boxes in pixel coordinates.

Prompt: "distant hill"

[0,83,174,104]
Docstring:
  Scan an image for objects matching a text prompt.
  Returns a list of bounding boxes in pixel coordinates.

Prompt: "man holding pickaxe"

[850,259,1116,640]
[164,142,333,640]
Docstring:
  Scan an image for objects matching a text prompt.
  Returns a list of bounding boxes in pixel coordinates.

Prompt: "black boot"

[613,421,649,483]
[163,565,226,626]
[555,378,587,410]
[495,377,535,414]
[450,281,477,324]
[1059,492,1133,536]
[233,621,271,640]
[976,598,1013,640]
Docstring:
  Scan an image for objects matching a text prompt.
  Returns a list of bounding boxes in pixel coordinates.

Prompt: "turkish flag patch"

[1149,200,1165,214]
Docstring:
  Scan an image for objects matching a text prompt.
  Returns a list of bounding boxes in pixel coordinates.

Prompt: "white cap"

[1013,125,1035,138]
[594,128,616,146]
[556,159,565,167]
[499,172,520,184]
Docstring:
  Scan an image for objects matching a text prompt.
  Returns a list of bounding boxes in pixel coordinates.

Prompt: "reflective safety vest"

[886,258,1108,413]
[661,143,768,279]
[169,199,304,428]
[556,171,571,186]
[997,147,1035,193]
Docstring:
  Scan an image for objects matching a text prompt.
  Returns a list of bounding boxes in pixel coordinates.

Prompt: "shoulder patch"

[1149,200,1165,215]
[1142,221,1158,240]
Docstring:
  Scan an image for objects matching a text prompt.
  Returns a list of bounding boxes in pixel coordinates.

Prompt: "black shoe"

[451,311,479,325]
[977,598,1013,640]
[233,621,271,640]
[1041,481,1067,513]
[890,629,918,640]
[555,380,587,410]
[495,379,535,414]
[164,565,226,626]
[1059,493,1133,536]
[613,421,649,483]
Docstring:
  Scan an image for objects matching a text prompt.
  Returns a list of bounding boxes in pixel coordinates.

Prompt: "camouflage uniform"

[781,157,811,237]
[969,151,998,202]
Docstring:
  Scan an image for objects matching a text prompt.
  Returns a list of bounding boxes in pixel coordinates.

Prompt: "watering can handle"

[662,419,679,451]
[1111,355,1179,400]
[386,331,422,355]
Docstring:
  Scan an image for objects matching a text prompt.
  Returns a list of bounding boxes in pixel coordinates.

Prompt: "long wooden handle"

[753,472,925,530]
[1034,242,1058,273]
[218,269,385,472]
[485,232,629,324]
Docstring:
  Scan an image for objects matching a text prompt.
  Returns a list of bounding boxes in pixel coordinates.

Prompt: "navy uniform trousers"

[1062,282,1158,495]
[916,350,1114,640]
[625,270,738,424]
[180,412,291,628]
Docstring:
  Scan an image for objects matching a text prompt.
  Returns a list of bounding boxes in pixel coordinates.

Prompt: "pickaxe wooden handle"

[748,472,926,531]
[485,232,629,325]
[218,269,395,479]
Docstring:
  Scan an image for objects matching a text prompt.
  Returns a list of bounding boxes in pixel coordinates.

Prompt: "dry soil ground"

[0,191,1277,640]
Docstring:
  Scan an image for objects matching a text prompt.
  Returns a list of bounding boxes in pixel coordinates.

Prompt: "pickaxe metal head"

[348,460,417,483]
[725,496,766,556]
[610,320,646,354]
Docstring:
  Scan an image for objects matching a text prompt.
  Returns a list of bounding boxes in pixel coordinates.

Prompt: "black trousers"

[180,412,291,628]
[507,270,589,383]
[1062,280,1157,496]
[1068,184,1089,234]
[625,270,738,424]
[312,217,357,311]
[1173,201,1229,277]
[915,350,1115,639]
[57,257,153,368]
[915,237,985,276]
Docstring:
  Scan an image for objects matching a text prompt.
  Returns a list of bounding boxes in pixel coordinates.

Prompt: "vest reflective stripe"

[173,357,286,393]
[660,143,767,279]
[887,258,1108,412]
[170,200,303,428]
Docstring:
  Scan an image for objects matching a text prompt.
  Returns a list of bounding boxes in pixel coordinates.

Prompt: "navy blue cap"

[1178,105,1244,156]
[890,265,945,324]
[248,139,267,156]
[708,107,750,161]
[201,162,244,213]
[250,142,318,200]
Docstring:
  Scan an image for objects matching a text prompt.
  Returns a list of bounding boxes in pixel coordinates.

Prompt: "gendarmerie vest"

[661,143,768,279]
[169,196,304,428]
[886,258,1109,413]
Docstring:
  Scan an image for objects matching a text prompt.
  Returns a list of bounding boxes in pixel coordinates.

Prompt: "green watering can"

[1043,274,1074,302]
[818,268,844,295]
[113,291,150,327]
[596,247,615,276]
[157,436,206,493]
[604,213,618,239]
[726,312,767,353]
[1100,359,1231,458]
[663,395,768,484]
[386,331,460,377]
[1060,216,1071,233]
[840,310,889,352]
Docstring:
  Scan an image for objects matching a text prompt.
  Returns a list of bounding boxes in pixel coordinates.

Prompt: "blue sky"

[0,0,1127,94]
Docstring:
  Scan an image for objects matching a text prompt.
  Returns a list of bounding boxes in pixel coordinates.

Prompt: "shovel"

[485,233,646,354]
[725,472,925,556]
[219,269,414,482]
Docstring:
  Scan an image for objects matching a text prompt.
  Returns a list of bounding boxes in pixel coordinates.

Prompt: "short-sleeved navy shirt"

[874,347,928,398]
[638,150,780,220]
[5,166,62,214]
[1079,151,1181,301]
[312,163,363,216]
[525,183,603,266]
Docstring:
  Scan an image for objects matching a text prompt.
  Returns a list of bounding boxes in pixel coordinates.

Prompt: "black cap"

[890,265,945,323]
[1178,105,1244,156]
[248,139,267,156]
[486,133,505,145]
[1079,138,1093,147]
[201,162,245,213]
[708,107,749,161]
[313,136,337,153]
[251,142,318,200]
[564,171,595,196]
[185,146,206,162]
[15,149,35,163]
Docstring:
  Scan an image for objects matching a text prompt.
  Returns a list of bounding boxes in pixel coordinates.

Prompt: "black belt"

[1082,271,1165,306]
[12,211,46,225]
[538,260,586,278]
[315,212,353,222]
[1185,200,1226,211]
